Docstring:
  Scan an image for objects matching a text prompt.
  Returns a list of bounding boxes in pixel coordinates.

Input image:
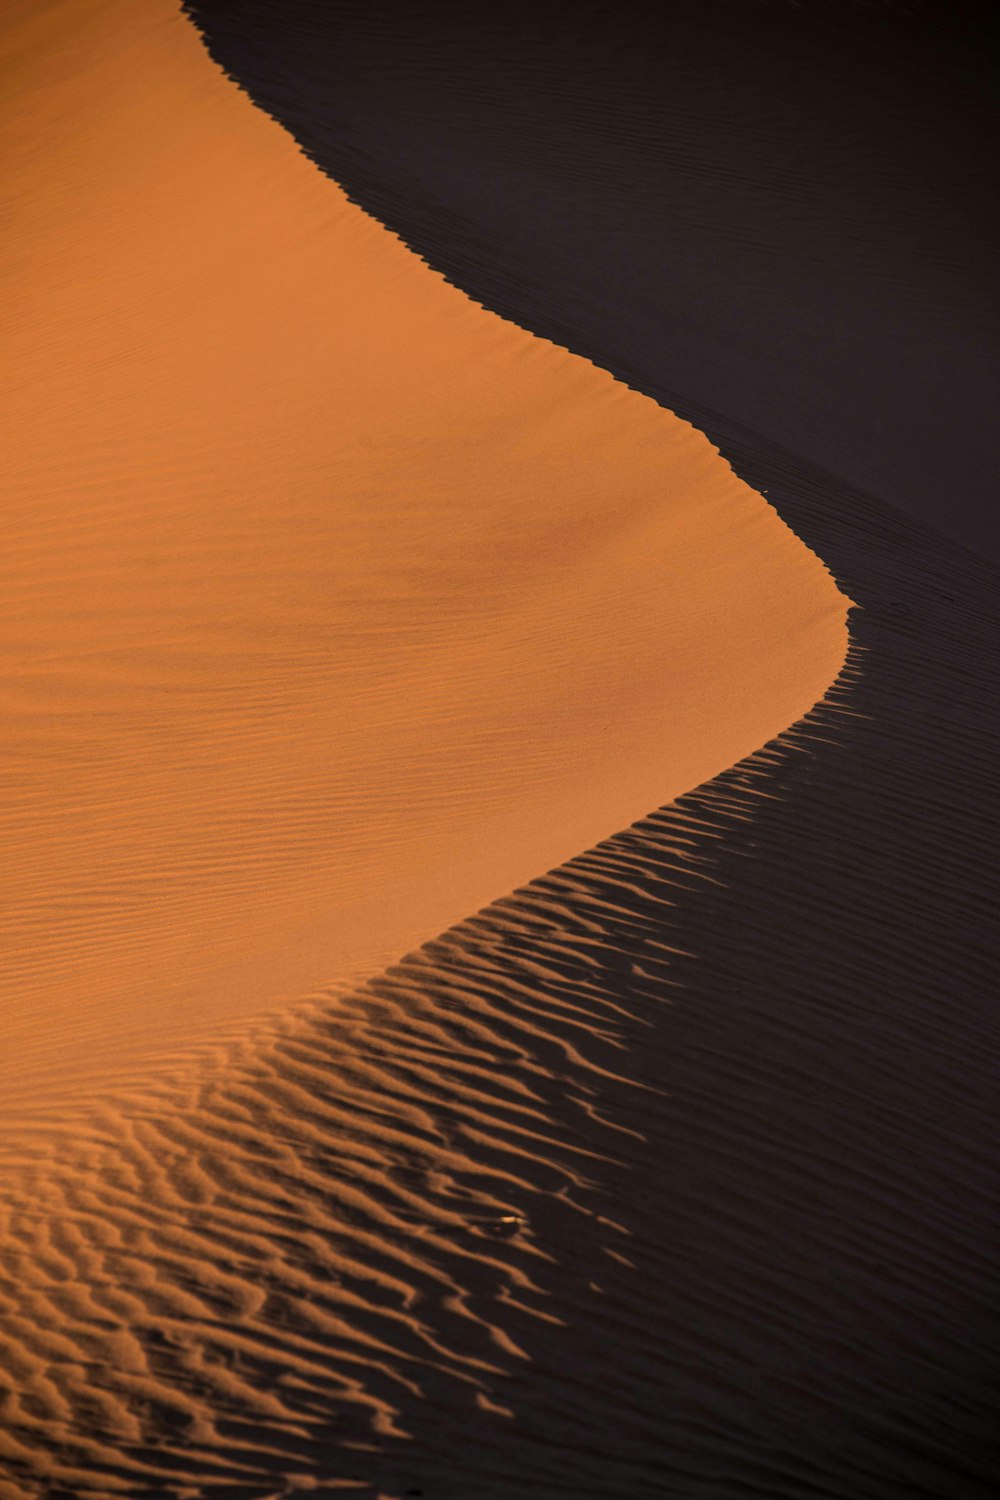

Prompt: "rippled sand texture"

[0,0,847,1109]
[3,602,999,1499]
[4,3,994,1499]
[166,1,1000,1493]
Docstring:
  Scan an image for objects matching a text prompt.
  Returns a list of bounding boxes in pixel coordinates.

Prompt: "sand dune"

[0,0,846,1109]
[163,2,1000,1491]
[3,2,997,1499]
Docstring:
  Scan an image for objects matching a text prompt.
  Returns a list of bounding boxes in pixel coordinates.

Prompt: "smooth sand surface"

[0,0,847,1109]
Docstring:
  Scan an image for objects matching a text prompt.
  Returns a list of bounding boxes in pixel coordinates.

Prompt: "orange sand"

[0,0,849,1108]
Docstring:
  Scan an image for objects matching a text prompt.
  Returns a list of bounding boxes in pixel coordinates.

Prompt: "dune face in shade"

[0,0,848,1108]
[186,0,999,560]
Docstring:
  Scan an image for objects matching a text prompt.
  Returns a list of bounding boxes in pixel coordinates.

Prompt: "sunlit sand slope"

[0,0,847,1107]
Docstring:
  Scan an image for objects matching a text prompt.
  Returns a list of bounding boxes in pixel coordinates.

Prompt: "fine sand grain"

[0,0,847,1109]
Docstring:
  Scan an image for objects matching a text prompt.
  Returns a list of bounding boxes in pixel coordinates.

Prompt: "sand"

[0,0,846,1109]
[7,3,995,1498]
[144,3,1000,1493]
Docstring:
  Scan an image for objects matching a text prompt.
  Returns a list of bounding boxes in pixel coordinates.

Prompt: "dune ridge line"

[0,0,849,1110]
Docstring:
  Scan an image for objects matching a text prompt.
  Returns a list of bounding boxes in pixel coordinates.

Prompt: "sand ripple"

[2,501,998,1492]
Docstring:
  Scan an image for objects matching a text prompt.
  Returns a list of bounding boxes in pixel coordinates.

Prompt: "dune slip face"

[162,1,1000,1494]
[0,0,847,1113]
[185,0,1000,562]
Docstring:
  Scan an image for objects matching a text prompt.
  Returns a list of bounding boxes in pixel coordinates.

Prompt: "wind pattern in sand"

[2,2,998,1498]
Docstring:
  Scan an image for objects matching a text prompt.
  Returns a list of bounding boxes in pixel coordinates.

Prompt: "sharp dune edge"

[0,0,846,1109]
[3,6,997,1500]
[0,3,851,1492]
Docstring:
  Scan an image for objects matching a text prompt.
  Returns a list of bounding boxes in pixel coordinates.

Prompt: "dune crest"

[1,0,846,1109]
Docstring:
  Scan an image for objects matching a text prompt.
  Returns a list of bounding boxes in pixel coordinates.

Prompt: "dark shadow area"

[186,0,999,559]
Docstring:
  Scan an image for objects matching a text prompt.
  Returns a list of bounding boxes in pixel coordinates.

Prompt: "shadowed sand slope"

[186,0,999,560]
[0,0,846,1107]
[166,3,1000,1491]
